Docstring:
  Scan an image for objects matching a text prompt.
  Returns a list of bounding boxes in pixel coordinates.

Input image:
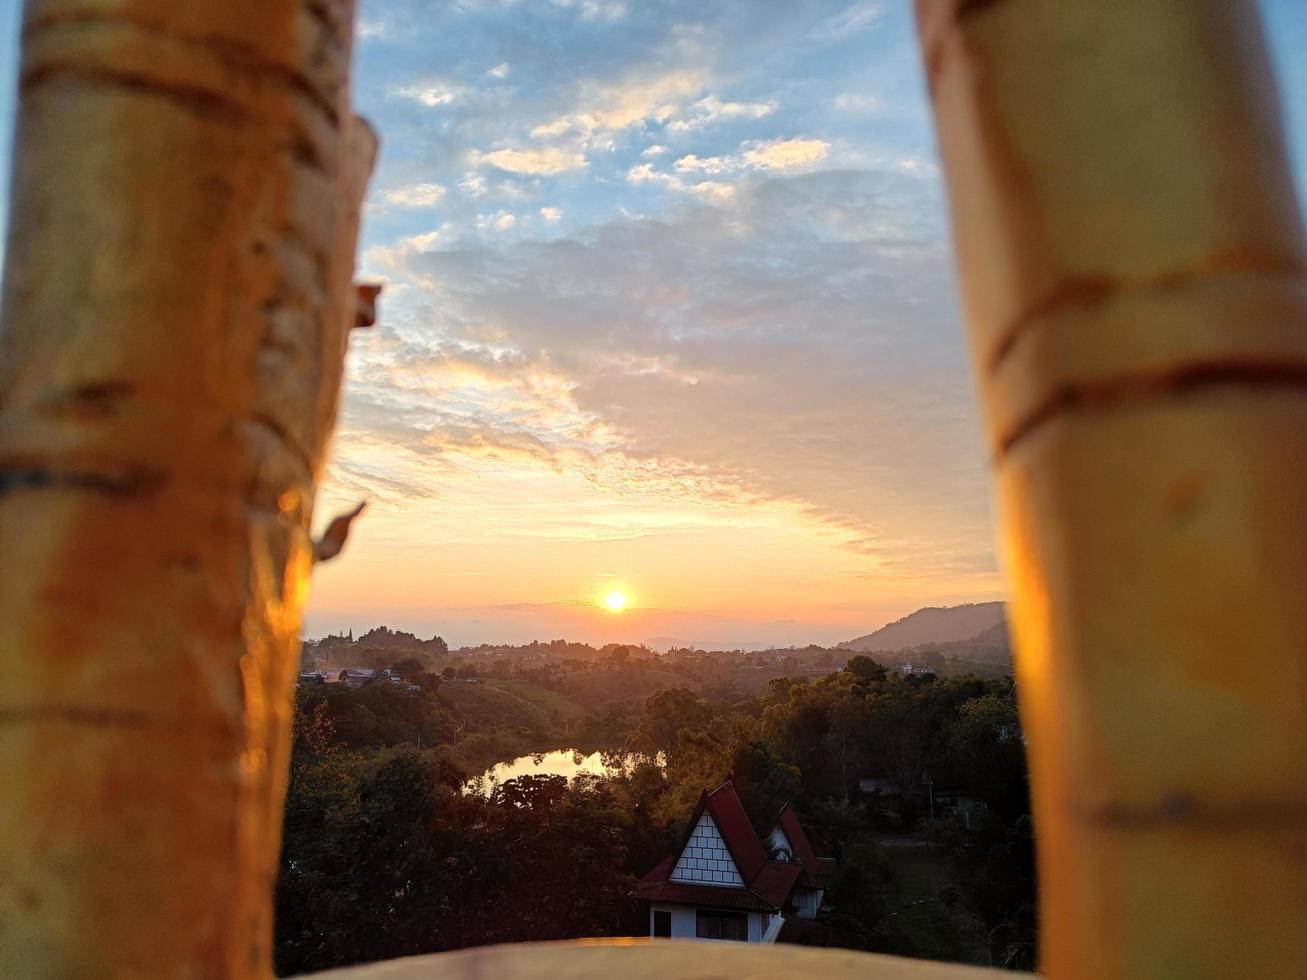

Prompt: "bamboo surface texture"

[915,0,1307,977]
[308,939,1018,980]
[0,1,374,975]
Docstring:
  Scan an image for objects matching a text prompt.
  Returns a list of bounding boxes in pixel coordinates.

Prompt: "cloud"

[379,183,447,207]
[530,70,705,142]
[487,62,511,79]
[303,0,1011,642]
[624,162,737,199]
[834,92,883,113]
[626,161,735,200]
[741,137,830,170]
[392,81,462,107]
[540,207,564,222]
[402,230,443,250]
[357,18,389,39]
[469,147,588,175]
[631,137,830,197]
[550,0,627,20]
[898,156,939,177]
[459,173,489,198]
[672,154,732,175]
[666,95,778,133]
[494,212,517,230]
[812,2,882,41]
[350,168,990,578]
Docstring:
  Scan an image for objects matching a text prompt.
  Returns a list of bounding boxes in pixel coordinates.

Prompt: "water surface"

[467,747,636,795]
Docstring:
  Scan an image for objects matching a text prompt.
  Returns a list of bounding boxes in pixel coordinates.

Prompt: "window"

[653,910,671,938]
[695,910,748,942]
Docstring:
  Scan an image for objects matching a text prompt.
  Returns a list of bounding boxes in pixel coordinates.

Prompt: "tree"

[390,656,427,680]
[950,694,1029,820]
[604,645,631,669]
[847,655,888,683]
[624,689,713,762]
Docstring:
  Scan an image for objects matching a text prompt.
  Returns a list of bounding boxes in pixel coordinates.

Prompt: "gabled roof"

[748,861,804,906]
[638,779,802,912]
[773,803,836,885]
[691,779,768,883]
[639,877,778,912]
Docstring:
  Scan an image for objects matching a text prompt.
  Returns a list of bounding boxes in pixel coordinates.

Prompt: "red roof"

[638,780,810,912]
[775,803,835,884]
[749,861,804,906]
[700,780,768,883]
[638,880,778,912]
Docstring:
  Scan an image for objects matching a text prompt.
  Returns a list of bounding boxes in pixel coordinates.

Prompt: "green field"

[878,843,989,966]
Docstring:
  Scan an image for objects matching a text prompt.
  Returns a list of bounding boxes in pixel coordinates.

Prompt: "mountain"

[839,601,1006,652]
[645,637,776,653]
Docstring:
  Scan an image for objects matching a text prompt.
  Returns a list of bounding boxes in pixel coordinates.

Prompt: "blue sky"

[1,2,1304,646]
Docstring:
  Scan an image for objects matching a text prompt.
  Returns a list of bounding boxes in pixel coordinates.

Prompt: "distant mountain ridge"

[839,601,1006,653]
[645,637,775,653]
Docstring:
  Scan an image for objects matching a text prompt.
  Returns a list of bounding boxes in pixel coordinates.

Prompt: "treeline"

[275,659,1034,974]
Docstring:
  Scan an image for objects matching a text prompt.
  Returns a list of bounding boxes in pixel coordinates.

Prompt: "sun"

[601,589,630,613]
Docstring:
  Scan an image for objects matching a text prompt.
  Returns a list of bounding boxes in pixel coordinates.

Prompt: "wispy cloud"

[350,169,985,580]
[550,0,628,21]
[298,0,1016,642]
[379,183,447,207]
[741,137,830,170]
[812,2,882,41]
[666,95,778,133]
[529,70,706,142]
[631,137,831,196]
[392,80,463,107]
[470,147,588,175]
[834,92,883,113]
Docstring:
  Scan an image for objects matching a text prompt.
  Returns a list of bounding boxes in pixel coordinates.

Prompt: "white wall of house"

[648,904,774,943]
[669,813,744,886]
[649,903,699,939]
[766,825,793,860]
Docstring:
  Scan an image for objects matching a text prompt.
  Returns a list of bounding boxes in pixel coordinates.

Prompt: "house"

[638,779,836,944]
[337,667,376,687]
[766,803,836,919]
[920,765,983,826]
[898,662,936,676]
[859,765,982,826]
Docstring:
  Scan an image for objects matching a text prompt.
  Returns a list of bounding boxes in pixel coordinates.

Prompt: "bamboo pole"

[0,1,375,975]
[914,0,1307,976]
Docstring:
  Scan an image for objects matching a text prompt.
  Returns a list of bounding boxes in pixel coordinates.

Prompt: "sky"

[1,1,1305,648]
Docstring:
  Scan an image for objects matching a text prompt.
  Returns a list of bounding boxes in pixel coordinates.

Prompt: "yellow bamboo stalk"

[0,1,374,975]
[915,0,1307,976]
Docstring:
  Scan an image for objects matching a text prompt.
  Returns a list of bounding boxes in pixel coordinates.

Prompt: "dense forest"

[276,635,1034,975]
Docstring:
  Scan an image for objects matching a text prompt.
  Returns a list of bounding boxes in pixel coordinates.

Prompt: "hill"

[557,666,701,707]
[439,678,587,731]
[840,601,1006,652]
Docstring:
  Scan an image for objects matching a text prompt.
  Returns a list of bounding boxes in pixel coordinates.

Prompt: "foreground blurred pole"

[0,1,374,975]
[914,0,1306,976]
